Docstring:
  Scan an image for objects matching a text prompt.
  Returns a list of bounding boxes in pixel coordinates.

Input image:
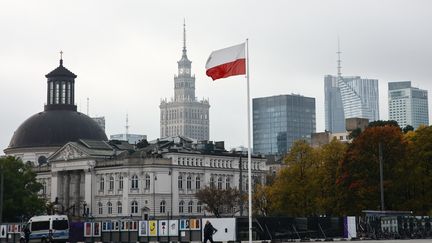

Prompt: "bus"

[20,215,69,243]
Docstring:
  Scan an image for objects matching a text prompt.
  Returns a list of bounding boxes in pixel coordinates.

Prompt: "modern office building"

[160,22,210,141]
[388,81,429,129]
[253,94,316,155]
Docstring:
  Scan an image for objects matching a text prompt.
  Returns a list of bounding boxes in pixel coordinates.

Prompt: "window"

[160,200,166,213]
[131,175,138,189]
[195,176,201,189]
[210,176,215,188]
[119,175,124,190]
[218,177,223,189]
[98,202,103,215]
[107,202,113,214]
[188,201,193,213]
[31,221,50,231]
[131,201,138,214]
[117,201,122,214]
[42,181,47,195]
[179,201,184,213]
[187,176,192,189]
[226,177,231,189]
[178,175,183,189]
[197,201,202,213]
[53,220,68,230]
[145,174,150,189]
[100,177,105,191]
[109,176,114,191]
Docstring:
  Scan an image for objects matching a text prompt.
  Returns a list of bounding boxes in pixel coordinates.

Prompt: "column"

[51,172,59,202]
[74,171,81,216]
[84,171,92,216]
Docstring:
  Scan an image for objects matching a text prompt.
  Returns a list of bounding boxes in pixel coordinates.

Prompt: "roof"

[45,60,77,78]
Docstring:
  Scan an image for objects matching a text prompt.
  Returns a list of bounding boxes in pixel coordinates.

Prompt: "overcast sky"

[1,0,432,154]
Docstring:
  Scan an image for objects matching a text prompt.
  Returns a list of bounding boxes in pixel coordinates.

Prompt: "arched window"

[187,176,192,189]
[145,174,151,189]
[218,177,223,189]
[117,201,122,214]
[179,201,184,213]
[197,201,202,213]
[98,202,103,215]
[131,201,138,214]
[131,175,139,189]
[100,177,105,191]
[178,175,183,189]
[109,176,114,190]
[188,201,193,213]
[210,176,215,188]
[195,176,201,190]
[226,177,231,189]
[42,181,47,195]
[107,202,113,214]
[119,175,124,190]
[160,200,166,213]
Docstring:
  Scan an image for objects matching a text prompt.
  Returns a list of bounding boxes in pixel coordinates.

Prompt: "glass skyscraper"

[388,81,429,129]
[325,75,379,133]
[253,94,316,155]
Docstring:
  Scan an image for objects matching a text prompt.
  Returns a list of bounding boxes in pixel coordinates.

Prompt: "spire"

[182,18,187,56]
[60,50,64,66]
[337,37,342,77]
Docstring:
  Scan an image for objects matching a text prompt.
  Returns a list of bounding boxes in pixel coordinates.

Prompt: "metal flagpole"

[245,38,253,243]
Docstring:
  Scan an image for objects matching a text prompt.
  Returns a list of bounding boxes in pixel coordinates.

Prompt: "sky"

[1,0,432,154]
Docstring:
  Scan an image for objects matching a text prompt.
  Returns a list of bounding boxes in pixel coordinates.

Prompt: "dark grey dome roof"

[8,110,107,149]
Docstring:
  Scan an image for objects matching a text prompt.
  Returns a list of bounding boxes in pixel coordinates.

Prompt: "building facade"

[325,75,379,133]
[110,133,147,144]
[160,23,210,141]
[388,81,429,129]
[253,94,316,155]
[35,137,266,220]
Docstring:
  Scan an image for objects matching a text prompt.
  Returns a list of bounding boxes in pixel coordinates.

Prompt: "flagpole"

[245,38,253,243]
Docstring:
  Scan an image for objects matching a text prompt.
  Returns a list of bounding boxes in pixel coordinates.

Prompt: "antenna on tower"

[86,97,89,116]
[125,114,129,137]
[337,36,342,77]
[183,18,187,54]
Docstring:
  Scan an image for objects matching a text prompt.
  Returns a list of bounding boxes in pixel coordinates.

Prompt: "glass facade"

[325,75,379,132]
[253,94,316,155]
[388,81,429,129]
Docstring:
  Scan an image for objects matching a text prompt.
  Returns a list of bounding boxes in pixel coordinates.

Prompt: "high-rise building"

[388,81,429,129]
[253,94,316,155]
[325,44,379,132]
[160,22,210,141]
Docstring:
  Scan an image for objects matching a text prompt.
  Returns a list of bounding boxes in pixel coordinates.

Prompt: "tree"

[0,156,46,222]
[195,186,242,217]
[368,120,400,128]
[402,125,414,134]
[252,184,271,216]
[268,140,320,216]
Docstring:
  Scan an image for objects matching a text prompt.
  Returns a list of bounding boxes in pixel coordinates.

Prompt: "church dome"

[8,110,107,149]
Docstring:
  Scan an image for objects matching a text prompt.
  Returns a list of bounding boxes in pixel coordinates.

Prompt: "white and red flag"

[205,43,246,80]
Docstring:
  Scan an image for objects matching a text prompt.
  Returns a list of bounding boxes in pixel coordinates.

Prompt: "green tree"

[195,186,242,217]
[0,156,46,222]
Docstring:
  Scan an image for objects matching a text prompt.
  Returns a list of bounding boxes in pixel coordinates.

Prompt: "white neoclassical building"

[35,137,267,220]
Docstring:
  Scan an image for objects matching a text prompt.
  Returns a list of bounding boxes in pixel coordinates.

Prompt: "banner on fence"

[149,220,157,236]
[168,220,179,236]
[84,222,92,237]
[158,220,168,236]
[0,225,6,238]
[202,218,236,242]
[138,221,148,236]
[93,222,101,237]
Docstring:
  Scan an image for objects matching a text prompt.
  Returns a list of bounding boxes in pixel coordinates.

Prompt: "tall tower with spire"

[160,21,210,141]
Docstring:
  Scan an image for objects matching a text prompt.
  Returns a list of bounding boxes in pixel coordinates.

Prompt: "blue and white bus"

[20,215,69,243]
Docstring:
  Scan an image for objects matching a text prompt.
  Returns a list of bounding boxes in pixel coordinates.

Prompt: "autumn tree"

[268,140,320,216]
[195,186,242,217]
[338,125,407,214]
[0,156,46,222]
[252,184,271,216]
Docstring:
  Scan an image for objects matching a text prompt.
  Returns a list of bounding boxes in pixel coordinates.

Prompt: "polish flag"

[205,43,246,80]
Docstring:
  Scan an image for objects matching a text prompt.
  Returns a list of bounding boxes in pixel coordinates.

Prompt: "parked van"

[20,215,69,243]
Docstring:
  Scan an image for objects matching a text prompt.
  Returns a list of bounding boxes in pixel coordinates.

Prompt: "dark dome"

[8,110,107,149]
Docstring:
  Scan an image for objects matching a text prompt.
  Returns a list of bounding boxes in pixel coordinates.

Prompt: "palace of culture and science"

[160,23,210,141]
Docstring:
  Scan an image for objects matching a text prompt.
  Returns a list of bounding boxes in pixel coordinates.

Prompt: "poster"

[138,221,148,236]
[190,219,201,230]
[130,221,138,231]
[168,220,179,236]
[149,220,158,236]
[202,218,236,242]
[158,220,168,236]
[0,225,6,238]
[113,221,119,231]
[93,222,101,237]
[102,221,113,232]
[179,219,189,230]
[84,222,93,237]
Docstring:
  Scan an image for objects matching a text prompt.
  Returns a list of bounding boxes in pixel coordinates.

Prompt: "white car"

[20,215,69,243]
